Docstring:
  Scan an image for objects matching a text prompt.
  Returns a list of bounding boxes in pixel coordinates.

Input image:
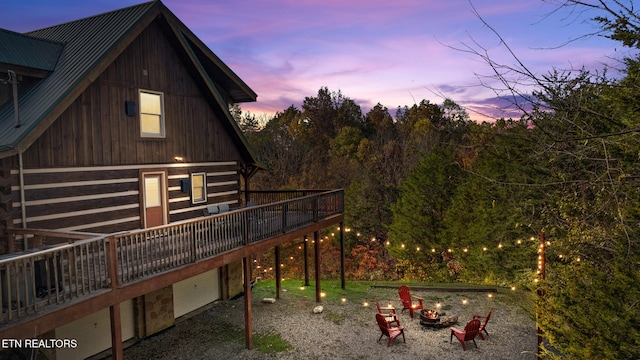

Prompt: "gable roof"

[0,0,263,168]
[0,29,63,73]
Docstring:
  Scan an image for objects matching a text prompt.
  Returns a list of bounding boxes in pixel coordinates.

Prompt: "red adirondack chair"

[450,318,481,351]
[398,285,423,318]
[473,308,493,340]
[376,313,405,347]
[376,298,399,327]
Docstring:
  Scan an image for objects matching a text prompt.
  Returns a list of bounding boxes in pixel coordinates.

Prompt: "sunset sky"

[3,0,622,121]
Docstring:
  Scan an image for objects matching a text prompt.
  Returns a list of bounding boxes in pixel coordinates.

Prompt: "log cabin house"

[0,2,345,359]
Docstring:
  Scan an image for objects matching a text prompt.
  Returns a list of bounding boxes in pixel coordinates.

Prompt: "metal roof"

[0,29,63,71]
[0,0,260,166]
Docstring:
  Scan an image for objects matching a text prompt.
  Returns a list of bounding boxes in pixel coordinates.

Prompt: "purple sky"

[3,0,620,122]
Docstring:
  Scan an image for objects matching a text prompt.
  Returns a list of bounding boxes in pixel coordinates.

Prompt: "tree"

[453,1,640,357]
[387,147,463,280]
[247,106,306,189]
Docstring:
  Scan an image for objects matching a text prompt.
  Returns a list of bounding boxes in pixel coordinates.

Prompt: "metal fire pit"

[419,309,458,330]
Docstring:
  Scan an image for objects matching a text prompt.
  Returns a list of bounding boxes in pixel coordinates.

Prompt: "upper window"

[191,172,207,204]
[139,90,165,137]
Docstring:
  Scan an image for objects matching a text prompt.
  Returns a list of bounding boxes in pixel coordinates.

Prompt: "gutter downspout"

[19,151,27,249]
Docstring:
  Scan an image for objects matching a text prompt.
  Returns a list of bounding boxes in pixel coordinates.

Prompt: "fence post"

[281,203,288,233]
[107,236,118,290]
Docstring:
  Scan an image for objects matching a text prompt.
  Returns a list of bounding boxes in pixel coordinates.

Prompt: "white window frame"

[139,89,165,138]
[191,172,207,204]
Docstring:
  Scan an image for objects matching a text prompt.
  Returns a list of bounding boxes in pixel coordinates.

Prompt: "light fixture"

[174,156,184,162]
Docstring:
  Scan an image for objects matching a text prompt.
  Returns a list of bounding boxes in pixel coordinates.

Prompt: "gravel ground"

[123,286,538,360]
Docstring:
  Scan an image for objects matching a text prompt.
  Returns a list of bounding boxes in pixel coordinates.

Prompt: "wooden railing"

[0,190,343,325]
[0,236,111,324]
[240,190,334,206]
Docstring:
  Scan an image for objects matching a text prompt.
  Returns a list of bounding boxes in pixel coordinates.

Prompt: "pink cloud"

[5,0,622,124]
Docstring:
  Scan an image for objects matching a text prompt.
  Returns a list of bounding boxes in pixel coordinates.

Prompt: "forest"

[234,1,640,359]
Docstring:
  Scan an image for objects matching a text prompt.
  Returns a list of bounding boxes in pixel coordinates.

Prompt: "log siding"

[9,162,239,245]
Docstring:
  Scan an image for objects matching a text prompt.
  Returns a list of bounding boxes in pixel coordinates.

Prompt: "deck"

[0,190,344,339]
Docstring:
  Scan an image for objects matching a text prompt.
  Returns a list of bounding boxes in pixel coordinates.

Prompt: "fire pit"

[419,309,458,330]
[420,309,440,323]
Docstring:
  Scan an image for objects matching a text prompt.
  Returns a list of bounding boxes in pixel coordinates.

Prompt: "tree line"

[235,1,640,358]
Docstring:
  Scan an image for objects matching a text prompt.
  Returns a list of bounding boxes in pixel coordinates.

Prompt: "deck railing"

[0,189,343,325]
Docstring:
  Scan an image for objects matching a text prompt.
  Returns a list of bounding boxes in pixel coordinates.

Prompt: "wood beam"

[274,245,281,299]
[243,257,253,349]
[314,231,321,303]
[110,304,123,360]
[303,235,309,286]
[340,221,345,290]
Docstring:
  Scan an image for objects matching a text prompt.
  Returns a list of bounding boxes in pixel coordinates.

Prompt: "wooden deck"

[0,190,344,338]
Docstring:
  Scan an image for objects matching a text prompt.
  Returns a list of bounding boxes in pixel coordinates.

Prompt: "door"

[141,171,167,228]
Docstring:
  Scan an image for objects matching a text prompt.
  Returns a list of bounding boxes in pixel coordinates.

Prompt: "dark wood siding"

[10,162,240,235]
[22,20,245,168]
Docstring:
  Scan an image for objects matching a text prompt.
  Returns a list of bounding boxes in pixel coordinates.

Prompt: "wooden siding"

[9,162,239,246]
[21,20,245,168]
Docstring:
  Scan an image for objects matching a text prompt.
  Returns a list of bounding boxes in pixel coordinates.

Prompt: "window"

[139,90,164,137]
[191,173,207,204]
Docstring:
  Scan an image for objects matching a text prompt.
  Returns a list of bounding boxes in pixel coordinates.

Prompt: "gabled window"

[191,172,207,204]
[139,90,165,137]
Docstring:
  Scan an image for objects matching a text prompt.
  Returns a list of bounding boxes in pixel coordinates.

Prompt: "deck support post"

[110,304,123,360]
[314,231,321,302]
[107,235,123,360]
[303,235,309,286]
[243,256,253,349]
[340,221,345,290]
[275,245,281,299]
